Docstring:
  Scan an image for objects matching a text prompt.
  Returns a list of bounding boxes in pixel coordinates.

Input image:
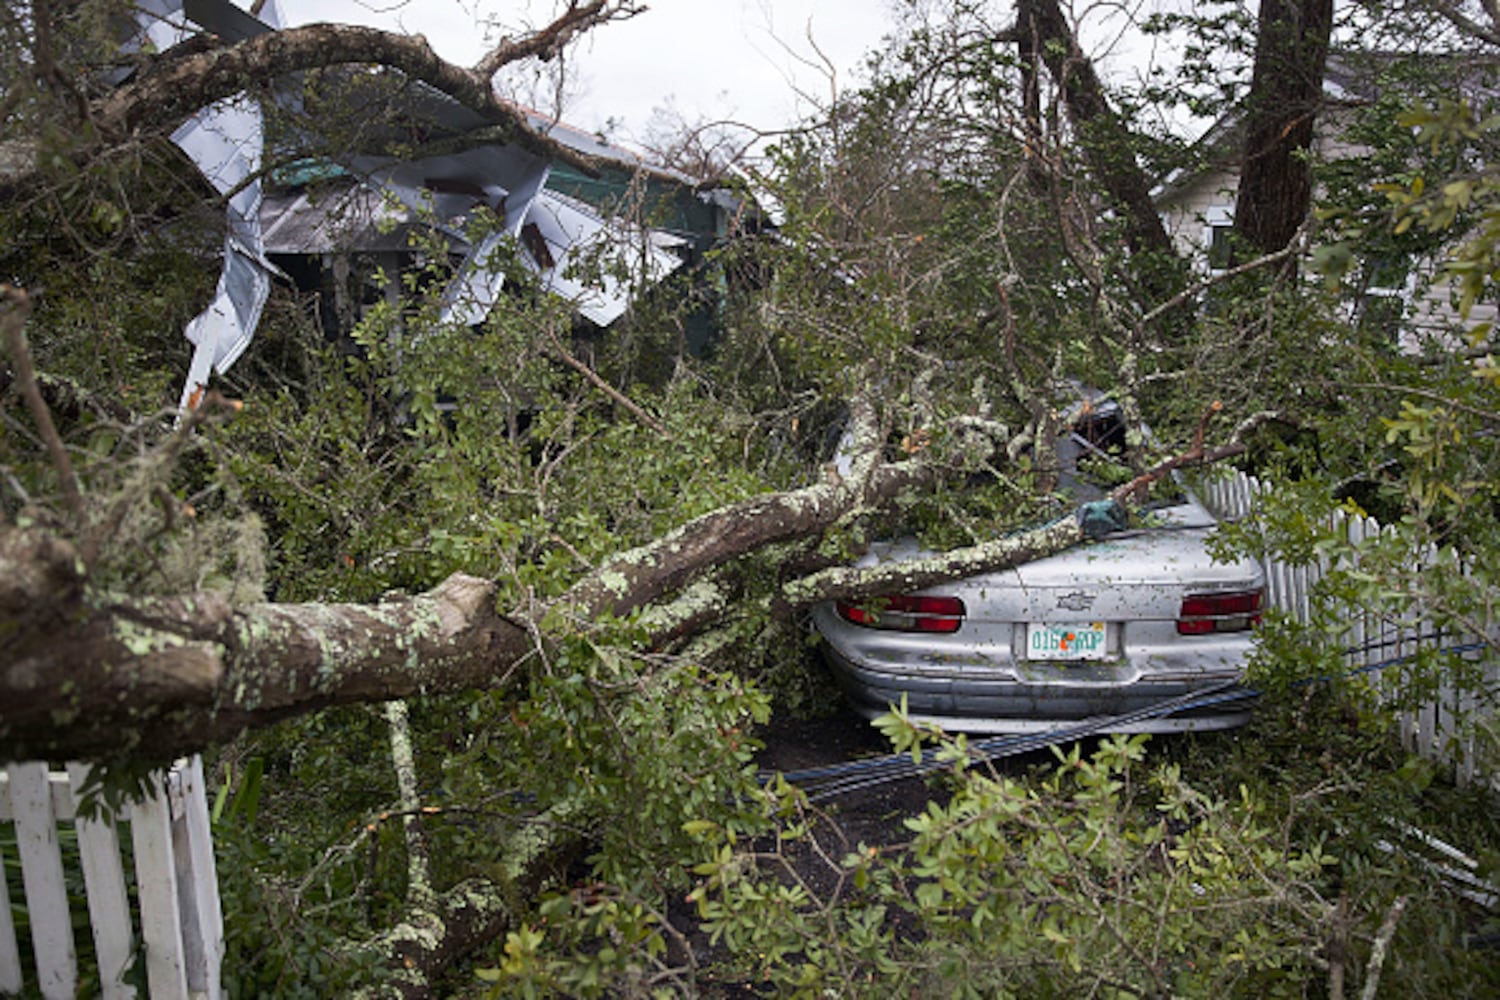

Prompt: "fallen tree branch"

[96,24,569,161]
[346,799,585,999]
[0,566,531,760]
[0,391,1261,761]
[782,412,1275,610]
[1360,895,1408,1000]
[0,391,925,759]
[385,700,434,909]
[782,513,1084,609]
[2,13,622,196]
[559,398,932,621]
[1108,407,1291,504]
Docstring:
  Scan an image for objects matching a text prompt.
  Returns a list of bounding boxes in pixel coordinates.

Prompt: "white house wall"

[1157,166,1239,266]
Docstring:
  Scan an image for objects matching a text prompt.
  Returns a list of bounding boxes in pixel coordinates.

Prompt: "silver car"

[812,404,1265,734]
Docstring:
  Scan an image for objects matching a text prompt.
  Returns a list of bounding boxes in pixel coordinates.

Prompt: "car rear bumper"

[821,643,1254,734]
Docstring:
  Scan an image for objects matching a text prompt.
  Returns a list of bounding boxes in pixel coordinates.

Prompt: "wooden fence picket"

[8,762,76,999]
[130,771,192,998]
[65,763,137,1000]
[0,828,20,995]
[174,757,223,998]
[1,758,220,998]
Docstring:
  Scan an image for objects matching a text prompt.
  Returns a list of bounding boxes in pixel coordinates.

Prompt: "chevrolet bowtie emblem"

[1056,591,1096,612]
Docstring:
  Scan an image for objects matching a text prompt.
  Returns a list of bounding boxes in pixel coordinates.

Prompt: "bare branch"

[1135,226,1311,334]
[472,1,644,81]
[1426,1,1500,46]
[546,326,672,439]
[1109,406,1293,503]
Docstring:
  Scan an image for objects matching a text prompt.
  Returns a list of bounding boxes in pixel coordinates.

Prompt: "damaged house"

[142,0,755,411]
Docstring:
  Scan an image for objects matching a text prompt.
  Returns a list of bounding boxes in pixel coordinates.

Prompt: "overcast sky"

[285,1,900,147]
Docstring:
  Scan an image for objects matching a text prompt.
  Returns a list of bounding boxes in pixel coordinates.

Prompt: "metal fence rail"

[0,756,221,999]
[1198,470,1497,784]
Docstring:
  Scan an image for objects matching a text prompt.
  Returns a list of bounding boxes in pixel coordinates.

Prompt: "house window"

[1356,256,1410,344]
[1365,255,1409,293]
[1203,206,1235,272]
[1358,293,1405,342]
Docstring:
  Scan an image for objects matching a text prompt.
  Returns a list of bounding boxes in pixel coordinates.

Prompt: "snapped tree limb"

[0,559,531,760]
[0,355,1259,764]
[0,392,919,759]
[3,4,644,192]
[782,405,1280,610]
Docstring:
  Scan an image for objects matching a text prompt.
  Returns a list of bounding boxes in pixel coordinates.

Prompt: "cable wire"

[771,641,1492,802]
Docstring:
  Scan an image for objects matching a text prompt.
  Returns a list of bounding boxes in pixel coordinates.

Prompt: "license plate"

[1026,622,1108,661]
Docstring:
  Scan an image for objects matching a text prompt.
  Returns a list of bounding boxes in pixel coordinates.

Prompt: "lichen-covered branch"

[385,700,434,910]
[346,799,583,1000]
[782,514,1084,609]
[559,398,933,620]
[1,13,618,194]
[0,390,928,759]
[0,555,531,760]
[781,416,1270,609]
[95,24,589,169]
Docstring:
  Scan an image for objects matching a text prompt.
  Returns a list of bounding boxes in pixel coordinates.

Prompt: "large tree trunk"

[1233,0,1335,259]
[1016,0,1172,259]
[1014,0,1187,318]
[0,529,531,760]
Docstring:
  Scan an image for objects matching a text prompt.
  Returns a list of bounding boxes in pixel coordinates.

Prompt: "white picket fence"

[1199,470,1498,784]
[0,756,221,999]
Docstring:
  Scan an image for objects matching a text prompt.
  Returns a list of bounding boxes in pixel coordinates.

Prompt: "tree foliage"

[1,0,1499,995]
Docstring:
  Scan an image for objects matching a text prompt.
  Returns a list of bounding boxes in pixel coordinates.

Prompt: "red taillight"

[1177,589,1263,635]
[836,594,966,633]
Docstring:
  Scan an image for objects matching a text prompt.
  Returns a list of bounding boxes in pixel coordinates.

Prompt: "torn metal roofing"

[260,187,419,254]
[523,188,688,327]
[134,0,721,411]
[165,1,285,412]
